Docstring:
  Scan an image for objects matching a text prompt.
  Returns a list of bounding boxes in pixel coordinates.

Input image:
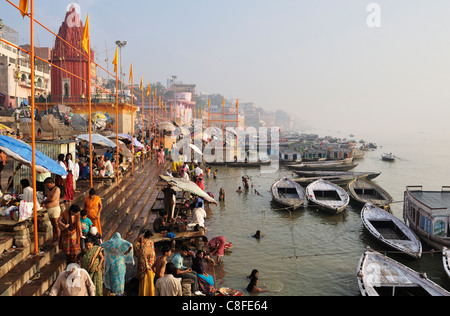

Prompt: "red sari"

[59,210,81,263]
[64,161,74,201]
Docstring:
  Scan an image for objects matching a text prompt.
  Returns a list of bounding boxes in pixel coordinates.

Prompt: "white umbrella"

[77,133,117,148]
[162,122,176,132]
[160,175,217,204]
[189,144,203,156]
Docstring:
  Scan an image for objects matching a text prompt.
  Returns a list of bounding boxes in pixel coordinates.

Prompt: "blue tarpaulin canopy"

[0,135,68,176]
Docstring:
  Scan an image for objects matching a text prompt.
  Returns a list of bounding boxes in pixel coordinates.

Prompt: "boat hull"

[271,178,306,210]
[306,179,350,215]
[361,203,422,259]
[357,250,450,296]
[443,248,450,280]
[348,178,393,211]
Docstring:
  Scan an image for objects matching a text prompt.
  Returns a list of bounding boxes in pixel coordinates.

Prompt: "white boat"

[357,250,450,296]
[361,203,422,258]
[305,179,350,214]
[381,153,395,161]
[271,177,306,210]
[443,247,450,280]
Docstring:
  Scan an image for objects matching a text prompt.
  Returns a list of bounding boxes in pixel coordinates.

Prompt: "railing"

[34,94,133,104]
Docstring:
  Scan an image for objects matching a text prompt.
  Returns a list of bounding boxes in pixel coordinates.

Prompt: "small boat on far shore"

[381,153,396,161]
[271,177,306,210]
[361,203,422,259]
[287,162,358,172]
[357,250,450,296]
[293,170,381,180]
[207,160,271,168]
[306,179,350,214]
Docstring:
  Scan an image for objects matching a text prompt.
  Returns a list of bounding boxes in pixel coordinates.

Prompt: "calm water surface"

[201,129,450,296]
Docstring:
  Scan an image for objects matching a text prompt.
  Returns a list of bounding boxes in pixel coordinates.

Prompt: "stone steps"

[0,156,167,296]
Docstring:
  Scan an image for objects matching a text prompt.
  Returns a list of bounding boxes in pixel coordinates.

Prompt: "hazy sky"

[2,0,450,136]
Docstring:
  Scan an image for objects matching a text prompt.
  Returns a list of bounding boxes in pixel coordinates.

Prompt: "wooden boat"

[207,160,271,167]
[443,247,450,279]
[293,170,381,180]
[293,174,358,187]
[287,162,358,172]
[227,160,271,168]
[381,153,395,161]
[305,179,350,214]
[361,203,422,258]
[271,177,306,210]
[348,178,393,211]
[403,186,450,249]
[357,250,450,296]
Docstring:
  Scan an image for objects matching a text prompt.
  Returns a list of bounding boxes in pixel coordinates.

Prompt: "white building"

[0,22,51,108]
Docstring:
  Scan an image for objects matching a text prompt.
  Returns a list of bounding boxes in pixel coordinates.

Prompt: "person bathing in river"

[247,277,268,293]
[207,236,226,263]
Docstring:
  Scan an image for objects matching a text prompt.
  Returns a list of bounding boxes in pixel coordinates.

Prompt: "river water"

[201,128,450,296]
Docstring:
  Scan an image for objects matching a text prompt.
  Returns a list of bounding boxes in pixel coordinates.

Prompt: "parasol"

[160,175,217,204]
[189,144,203,156]
[77,133,117,148]
[117,140,132,158]
[0,135,68,175]
[108,134,145,148]
[162,121,176,132]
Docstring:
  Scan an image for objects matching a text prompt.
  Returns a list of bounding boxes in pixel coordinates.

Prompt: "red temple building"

[50,4,94,103]
[35,4,136,135]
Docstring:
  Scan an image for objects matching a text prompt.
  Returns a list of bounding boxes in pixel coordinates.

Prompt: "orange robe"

[85,195,102,236]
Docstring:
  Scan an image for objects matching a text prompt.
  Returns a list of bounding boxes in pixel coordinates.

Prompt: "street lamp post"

[115,40,127,94]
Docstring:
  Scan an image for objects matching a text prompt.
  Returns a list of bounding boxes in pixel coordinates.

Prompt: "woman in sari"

[58,204,82,264]
[157,148,164,165]
[207,236,226,263]
[133,230,156,296]
[84,188,103,236]
[79,237,104,296]
[102,232,133,296]
[64,153,75,201]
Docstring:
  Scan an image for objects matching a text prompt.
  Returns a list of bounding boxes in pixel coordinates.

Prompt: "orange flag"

[146,82,151,96]
[19,0,28,18]
[140,76,143,94]
[129,62,133,84]
[82,14,90,54]
[112,46,118,74]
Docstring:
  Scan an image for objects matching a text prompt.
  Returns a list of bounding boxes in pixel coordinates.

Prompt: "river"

[201,128,450,296]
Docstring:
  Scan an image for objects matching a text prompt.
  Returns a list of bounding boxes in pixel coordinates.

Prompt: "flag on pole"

[112,46,119,73]
[146,82,151,96]
[129,62,133,84]
[19,0,28,18]
[140,76,143,94]
[236,99,239,109]
[82,14,90,53]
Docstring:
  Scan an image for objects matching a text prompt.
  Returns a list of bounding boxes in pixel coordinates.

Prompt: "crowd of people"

[38,145,267,297]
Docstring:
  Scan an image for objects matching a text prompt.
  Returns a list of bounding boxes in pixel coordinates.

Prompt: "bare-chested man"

[152,245,172,282]
[41,177,61,244]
